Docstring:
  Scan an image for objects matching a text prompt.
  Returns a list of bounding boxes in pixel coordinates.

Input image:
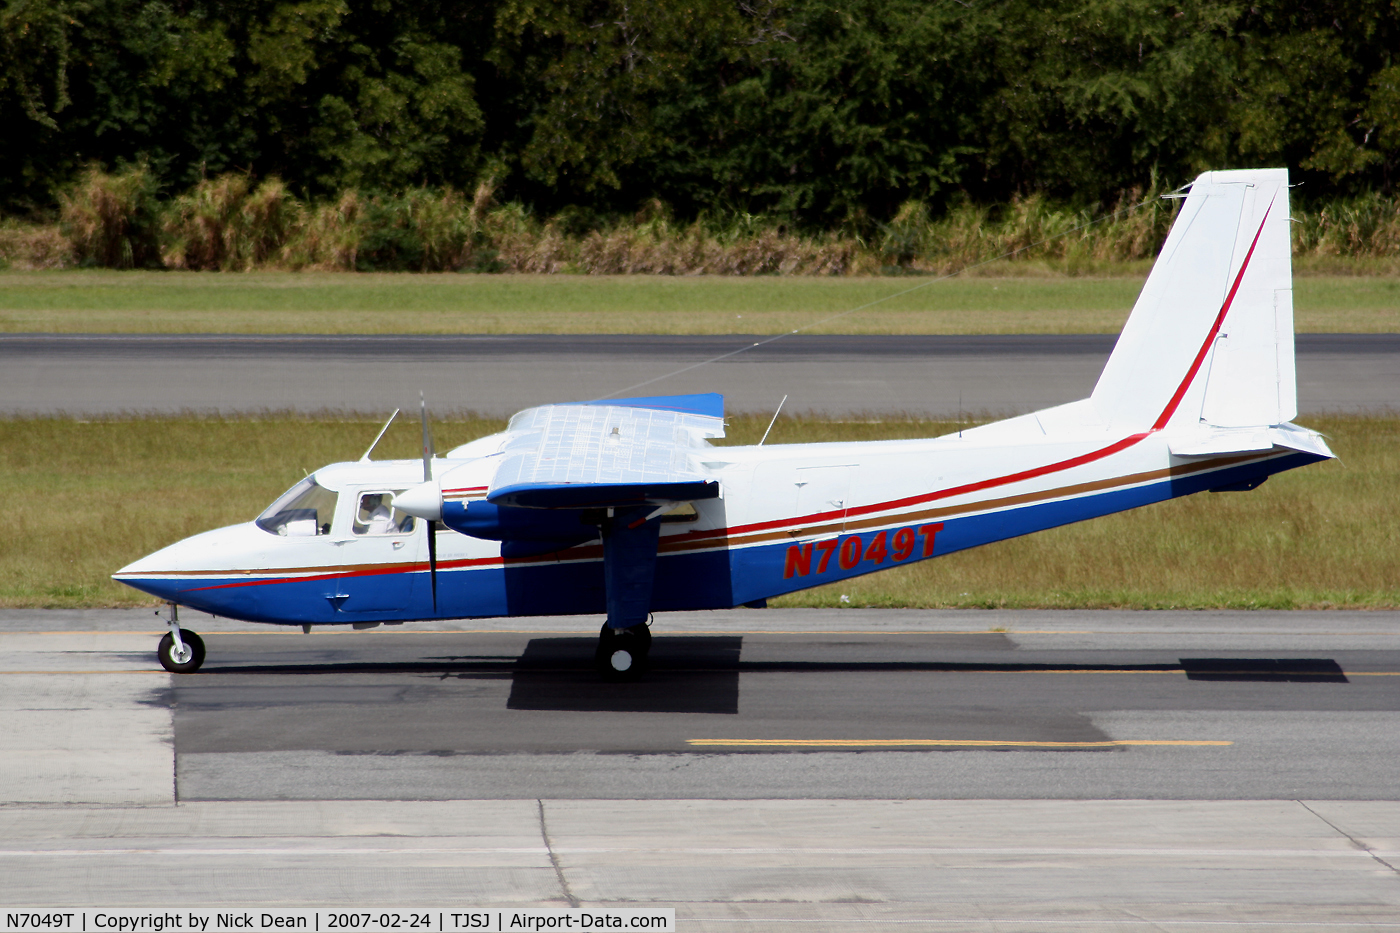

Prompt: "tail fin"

[1091,169,1295,433]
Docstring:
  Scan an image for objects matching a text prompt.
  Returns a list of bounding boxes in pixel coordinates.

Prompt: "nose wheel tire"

[596,622,651,680]
[158,630,206,674]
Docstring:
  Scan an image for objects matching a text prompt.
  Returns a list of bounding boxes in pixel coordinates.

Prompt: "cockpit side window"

[352,491,416,536]
[255,477,339,536]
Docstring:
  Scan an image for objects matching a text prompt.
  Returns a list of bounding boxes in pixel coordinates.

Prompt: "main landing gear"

[592,503,665,680]
[157,603,206,674]
[596,621,652,679]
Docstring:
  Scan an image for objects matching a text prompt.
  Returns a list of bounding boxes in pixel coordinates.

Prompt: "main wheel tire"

[595,622,651,679]
[607,647,637,674]
[158,630,206,674]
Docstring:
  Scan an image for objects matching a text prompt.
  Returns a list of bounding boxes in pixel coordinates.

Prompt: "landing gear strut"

[157,603,206,674]
[593,504,663,680]
[596,622,651,679]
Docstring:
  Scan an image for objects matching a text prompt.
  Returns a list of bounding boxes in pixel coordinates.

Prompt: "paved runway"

[3,333,1397,416]
[6,608,1399,802]
[3,608,1399,926]
[171,628,1400,802]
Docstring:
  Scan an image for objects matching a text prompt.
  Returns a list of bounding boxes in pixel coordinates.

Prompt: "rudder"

[1091,169,1294,433]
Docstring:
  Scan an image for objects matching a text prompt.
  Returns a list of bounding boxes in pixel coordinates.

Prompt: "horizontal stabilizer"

[1170,423,1335,459]
[1262,423,1335,459]
[1169,430,1273,457]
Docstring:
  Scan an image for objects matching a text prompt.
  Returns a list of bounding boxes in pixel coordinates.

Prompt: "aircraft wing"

[487,393,725,509]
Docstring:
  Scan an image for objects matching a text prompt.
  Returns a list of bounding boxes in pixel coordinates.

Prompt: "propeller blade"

[420,392,438,613]
[420,392,434,483]
[426,518,439,614]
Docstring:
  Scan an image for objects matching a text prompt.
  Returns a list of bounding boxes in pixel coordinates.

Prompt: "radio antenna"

[360,409,400,462]
[592,188,1178,402]
[759,395,788,445]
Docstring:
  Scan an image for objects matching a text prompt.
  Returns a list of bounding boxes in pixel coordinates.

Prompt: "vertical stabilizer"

[1091,169,1294,432]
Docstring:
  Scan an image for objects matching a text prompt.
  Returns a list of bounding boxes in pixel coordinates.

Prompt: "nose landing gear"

[157,603,206,674]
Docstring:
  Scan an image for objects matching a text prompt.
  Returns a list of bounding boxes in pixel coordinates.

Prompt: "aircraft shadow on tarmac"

[1180,657,1348,682]
[507,636,744,714]
[195,637,1351,717]
[496,643,1354,712]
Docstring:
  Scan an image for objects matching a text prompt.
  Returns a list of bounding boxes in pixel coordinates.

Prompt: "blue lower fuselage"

[119,451,1320,626]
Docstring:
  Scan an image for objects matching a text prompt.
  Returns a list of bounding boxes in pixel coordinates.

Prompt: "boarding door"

[329,489,423,612]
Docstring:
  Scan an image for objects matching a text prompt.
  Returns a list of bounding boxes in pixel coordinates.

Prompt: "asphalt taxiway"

[3,333,1397,416]
[3,608,1398,927]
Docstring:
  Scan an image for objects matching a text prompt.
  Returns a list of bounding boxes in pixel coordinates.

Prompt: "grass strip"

[1,271,1397,334]
[2,413,1393,610]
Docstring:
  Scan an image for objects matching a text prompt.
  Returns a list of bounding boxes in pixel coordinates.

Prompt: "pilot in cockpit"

[355,493,396,535]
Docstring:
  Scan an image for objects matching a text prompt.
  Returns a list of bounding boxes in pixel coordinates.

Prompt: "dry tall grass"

[0,218,71,269]
[879,187,1178,274]
[1,413,1392,610]
[1293,192,1400,259]
[164,175,298,271]
[57,163,163,268]
[290,190,364,270]
[4,170,1400,274]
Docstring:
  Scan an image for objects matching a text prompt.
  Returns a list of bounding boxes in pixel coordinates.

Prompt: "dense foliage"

[4,0,1400,223]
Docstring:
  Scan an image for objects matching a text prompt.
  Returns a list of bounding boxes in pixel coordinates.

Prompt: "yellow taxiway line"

[687,738,1233,748]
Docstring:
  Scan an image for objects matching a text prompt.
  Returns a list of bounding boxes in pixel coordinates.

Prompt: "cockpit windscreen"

[256,476,339,536]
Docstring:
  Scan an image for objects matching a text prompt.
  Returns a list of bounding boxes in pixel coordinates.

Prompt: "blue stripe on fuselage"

[124,450,1321,625]
[728,450,1322,603]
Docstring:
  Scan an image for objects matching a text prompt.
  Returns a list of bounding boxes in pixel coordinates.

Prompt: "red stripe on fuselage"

[161,203,1281,596]
[674,194,1277,544]
[160,448,1278,594]
[180,554,504,592]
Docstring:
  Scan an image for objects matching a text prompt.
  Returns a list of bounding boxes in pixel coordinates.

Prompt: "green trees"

[666,0,994,221]
[3,0,1400,222]
[0,0,489,206]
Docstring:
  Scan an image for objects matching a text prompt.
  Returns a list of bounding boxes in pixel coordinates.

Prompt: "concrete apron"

[3,628,1400,926]
[0,631,173,805]
[0,799,1398,927]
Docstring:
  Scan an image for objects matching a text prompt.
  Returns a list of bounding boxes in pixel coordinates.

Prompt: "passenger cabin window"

[353,491,415,536]
[256,477,339,536]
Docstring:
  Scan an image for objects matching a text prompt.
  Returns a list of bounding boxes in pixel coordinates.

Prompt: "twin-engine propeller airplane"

[116,168,1333,677]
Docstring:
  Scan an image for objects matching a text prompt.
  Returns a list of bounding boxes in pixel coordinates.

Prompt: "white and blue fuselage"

[114,406,1328,626]
[114,168,1334,641]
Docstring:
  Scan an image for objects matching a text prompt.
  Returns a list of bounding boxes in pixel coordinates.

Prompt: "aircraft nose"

[115,548,172,578]
[112,551,185,602]
[112,524,259,602]
[116,529,222,576]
